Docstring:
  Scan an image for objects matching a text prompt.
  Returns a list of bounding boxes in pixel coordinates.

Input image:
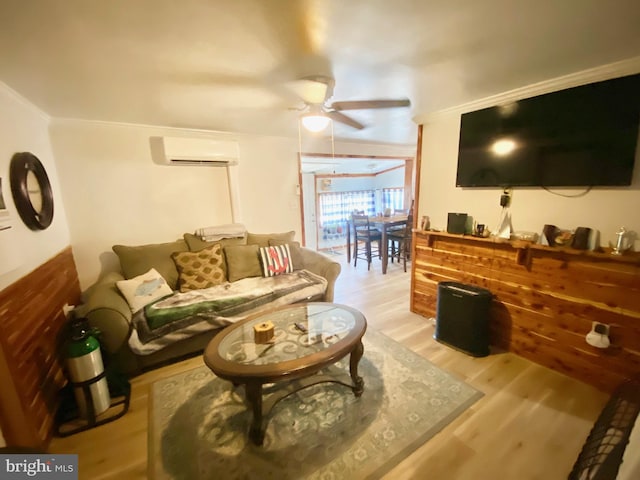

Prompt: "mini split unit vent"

[150,136,239,166]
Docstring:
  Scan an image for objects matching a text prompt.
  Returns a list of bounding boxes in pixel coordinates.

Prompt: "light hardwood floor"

[49,251,608,479]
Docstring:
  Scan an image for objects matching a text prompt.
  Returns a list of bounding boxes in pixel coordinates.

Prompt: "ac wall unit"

[150,136,239,166]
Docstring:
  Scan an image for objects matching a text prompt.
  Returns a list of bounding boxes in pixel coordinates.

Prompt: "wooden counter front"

[410,230,640,392]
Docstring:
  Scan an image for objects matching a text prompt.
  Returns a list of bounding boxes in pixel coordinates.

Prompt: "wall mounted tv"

[456,73,640,187]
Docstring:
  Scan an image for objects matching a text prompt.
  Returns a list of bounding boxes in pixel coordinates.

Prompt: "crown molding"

[416,56,640,124]
[0,81,51,123]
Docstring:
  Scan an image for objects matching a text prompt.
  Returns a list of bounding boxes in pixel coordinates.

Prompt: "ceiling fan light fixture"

[301,113,331,132]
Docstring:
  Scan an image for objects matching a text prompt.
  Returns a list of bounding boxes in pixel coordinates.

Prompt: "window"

[382,187,404,212]
[318,190,376,226]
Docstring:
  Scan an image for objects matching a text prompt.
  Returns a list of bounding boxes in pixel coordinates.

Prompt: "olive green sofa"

[76,231,341,376]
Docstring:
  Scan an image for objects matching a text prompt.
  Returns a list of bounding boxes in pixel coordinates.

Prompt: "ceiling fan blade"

[327,111,365,130]
[330,99,411,111]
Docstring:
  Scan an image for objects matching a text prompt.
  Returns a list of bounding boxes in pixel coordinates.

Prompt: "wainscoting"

[411,231,640,392]
[0,247,81,448]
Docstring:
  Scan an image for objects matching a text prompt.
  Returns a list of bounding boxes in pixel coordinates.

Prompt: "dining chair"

[351,213,382,270]
[388,213,413,272]
[388,209,408,233]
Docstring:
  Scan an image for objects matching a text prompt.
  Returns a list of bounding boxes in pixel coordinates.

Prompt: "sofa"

[76,230,341,376]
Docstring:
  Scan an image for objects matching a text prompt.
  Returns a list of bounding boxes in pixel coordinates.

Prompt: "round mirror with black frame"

[9,152,54,230]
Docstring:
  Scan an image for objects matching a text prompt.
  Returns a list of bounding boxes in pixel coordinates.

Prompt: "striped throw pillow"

[259,245,293,277]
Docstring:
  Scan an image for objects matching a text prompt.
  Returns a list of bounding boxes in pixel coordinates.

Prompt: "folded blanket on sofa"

[128,269,327,355]
[194,223,246,241]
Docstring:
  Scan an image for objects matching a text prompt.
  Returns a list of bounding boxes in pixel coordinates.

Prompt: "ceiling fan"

[287,74,411,132]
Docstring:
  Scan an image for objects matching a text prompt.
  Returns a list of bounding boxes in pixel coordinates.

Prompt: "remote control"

[294,322,308,333]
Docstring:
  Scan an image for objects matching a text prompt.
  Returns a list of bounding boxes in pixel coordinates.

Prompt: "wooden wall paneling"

[499,249,640,365]
[507,334,628,392]
[412,273,437,292]
[410,231,640,393]
[421,254,482,285]
[0,346,29,445]
[490,267,640,390]
[0,247,81,448]
[524,252,638,312]
[507,310,640,373]
[487,306,513,350]
[411,293,436,318]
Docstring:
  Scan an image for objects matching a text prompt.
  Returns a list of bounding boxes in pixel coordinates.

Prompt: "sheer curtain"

[382,188,405,212]
[318,190,376,226]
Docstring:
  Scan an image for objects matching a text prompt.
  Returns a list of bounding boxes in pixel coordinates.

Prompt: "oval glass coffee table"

[203,302,367,445]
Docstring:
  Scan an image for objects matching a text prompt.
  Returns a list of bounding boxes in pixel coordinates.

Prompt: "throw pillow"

[116,268,173,313]
[183,232,247,252]
[268,239,304,270]
[259,245,294,277]
[223,244,263,282]
[246,231,295,248]
[113,240,188,290]
[171,243,227,292]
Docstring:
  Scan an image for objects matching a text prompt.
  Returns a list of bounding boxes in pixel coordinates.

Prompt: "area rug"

[149,329,483,479]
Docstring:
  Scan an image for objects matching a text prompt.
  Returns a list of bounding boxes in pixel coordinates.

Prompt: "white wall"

[417,63,640,248]
[317,176,375,194]
[316,167,405,194]
[0,83,71,291]
[231,134,302,234]
[50,120,416,290]
[373,167,405,190]
[0,83,72,447]
[50,120,234,289]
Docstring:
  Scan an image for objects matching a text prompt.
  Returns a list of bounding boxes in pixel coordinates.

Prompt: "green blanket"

[128,270,328,355]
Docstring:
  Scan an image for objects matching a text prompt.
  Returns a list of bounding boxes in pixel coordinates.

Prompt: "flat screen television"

[456,73,640,187]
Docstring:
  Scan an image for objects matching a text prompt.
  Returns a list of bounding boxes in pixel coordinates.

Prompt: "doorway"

[298,154,414,252]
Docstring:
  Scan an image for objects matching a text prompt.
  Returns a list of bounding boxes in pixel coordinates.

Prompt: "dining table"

[346,214,408,274]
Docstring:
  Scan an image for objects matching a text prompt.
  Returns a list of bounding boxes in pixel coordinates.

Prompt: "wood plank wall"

[411,231,640,393]
[0,247,81,448]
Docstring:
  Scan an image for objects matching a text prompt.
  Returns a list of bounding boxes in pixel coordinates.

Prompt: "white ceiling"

[1,0,639,145]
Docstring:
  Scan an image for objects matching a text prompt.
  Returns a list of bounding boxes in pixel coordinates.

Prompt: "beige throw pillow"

[172,243,226,292]
[246,231,295,248]
[224,244,263,282]
[116,268,173,313]
[113,240,187,290]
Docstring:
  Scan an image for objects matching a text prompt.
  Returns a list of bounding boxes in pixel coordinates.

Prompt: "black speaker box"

[447,213,468,234]
[542,224,558,246]
[434,282,492,357]
[571,227,592,250]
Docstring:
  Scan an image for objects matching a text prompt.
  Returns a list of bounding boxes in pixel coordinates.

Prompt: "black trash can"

[434,281,492,357]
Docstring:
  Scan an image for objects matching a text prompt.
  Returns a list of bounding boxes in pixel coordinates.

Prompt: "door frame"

[297,152,415,249]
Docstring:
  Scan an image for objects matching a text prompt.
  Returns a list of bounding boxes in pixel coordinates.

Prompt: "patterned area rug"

[149,329,483,479]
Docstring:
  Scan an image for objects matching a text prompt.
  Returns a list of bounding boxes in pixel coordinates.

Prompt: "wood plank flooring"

[48,251,609,479]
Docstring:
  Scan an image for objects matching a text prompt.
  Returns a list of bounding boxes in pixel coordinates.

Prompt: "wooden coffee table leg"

[349,340,365,397]
[245,381,265,445]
